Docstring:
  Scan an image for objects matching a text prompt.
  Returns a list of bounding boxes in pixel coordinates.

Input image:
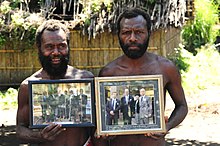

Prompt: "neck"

[41,69,66,79]
[122,52,150,66]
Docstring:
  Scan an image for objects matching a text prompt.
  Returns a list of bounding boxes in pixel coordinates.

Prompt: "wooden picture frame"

[28,79,95,128]
[95,75,166,136]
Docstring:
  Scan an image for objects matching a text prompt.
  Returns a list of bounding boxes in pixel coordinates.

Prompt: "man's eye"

[60,44,67,48]
[45,45,53,50]
[58,44,67,50]
[135,30,144,34]
[122,31,131,35]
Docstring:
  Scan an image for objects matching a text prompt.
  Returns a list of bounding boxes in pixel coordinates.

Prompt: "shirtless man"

[94,8,188,146]
[16,19,94,146]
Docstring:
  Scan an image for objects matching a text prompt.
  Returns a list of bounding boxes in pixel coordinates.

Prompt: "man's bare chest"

[111,66,168,88]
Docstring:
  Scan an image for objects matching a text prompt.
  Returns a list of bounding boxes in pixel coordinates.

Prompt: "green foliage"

[181,45,220,96]
[0,88,18,110]
[80,0,113,19]
[0,1,45,49]
[0,35,6,46]
[168,44,192,72]
[0,1,11,13]
[9,0,21,9]
[181,0,219,55]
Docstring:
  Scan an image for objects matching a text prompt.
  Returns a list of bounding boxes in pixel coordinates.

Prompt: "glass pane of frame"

[28,79,95,128]
[95,75,166,136]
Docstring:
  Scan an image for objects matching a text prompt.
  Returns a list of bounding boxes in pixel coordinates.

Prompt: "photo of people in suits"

[103,86,155,127]
[130,94,140,125]
[106,92,121,125]
[120,89,133,125]
[139,88,153,124]
[78,88,88,122]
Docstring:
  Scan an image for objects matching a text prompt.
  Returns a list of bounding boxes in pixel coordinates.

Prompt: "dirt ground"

[165,86,220,146]
[1,87,220,146]
[165,103,220,146]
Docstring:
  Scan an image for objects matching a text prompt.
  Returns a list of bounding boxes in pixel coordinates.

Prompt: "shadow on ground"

[166,138,220,146]
[1,125,220,146]
[0,125,21,146]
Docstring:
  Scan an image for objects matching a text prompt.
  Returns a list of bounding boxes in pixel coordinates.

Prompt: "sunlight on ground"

[1,86,220,145]
[165,86,220,144]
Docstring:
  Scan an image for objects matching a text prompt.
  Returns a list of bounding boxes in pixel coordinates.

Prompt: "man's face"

[112,92,117,99]
[80,89,83,94]
[140,89,145,96]
[134,95,139,100]
[39,29,69,77]
[125,89,129,95]
[119,15,149,59]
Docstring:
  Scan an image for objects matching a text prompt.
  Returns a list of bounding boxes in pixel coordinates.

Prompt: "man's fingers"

[149,134,161,140]
[47,124,63,137]
[41,124,65,141]
[164,116,168,123]
[43,123,57,133]
[144,132,166,140]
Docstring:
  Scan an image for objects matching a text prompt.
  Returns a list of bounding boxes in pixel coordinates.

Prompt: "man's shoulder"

[148,53,178,74]
[98,59,119,76]
[21,69,43,85]
[151,53,174,67]
[67,65,94,78]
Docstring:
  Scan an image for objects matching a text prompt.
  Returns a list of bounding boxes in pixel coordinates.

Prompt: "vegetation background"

[1,0,220,145]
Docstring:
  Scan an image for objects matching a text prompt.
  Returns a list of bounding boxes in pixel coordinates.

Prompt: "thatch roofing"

[40,0,190,38]
[0,0,193,41]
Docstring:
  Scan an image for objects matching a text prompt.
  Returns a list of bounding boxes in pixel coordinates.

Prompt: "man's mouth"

[128,45,140,50]
[51,58,61,64]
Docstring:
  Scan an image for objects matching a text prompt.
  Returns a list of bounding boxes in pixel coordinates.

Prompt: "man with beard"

[16,19,94,146]
[94,8,188,146]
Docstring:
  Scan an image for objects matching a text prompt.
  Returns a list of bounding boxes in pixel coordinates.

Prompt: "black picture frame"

[28,79,95,128]
[95,75,166,136]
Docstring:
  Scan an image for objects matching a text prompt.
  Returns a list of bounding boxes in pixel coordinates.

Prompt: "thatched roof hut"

[28,0,194,37]
[0,0,195,86]
[2,0,193,33]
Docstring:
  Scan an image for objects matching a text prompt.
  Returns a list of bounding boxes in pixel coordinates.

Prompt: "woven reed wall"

[0,27,181,86]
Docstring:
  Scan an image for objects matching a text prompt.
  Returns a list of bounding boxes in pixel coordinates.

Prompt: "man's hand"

[94,130,116,140]
[40,123,66,141]
[110,111,114,115]
[144,131,168,140]
[144,116,169,140]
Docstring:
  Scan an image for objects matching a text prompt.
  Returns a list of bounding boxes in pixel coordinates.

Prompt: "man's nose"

[52,46,60,54]
[129,32,137,42]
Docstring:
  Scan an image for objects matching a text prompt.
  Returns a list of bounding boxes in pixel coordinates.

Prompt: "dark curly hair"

[35,19,70,50]
[116,7,151,36]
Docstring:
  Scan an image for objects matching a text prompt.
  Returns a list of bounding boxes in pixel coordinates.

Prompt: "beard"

[119,37,149,59]
[38,51,69,77]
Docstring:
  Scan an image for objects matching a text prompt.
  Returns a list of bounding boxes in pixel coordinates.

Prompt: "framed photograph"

[95,75,166,136]
[28,79,95,128]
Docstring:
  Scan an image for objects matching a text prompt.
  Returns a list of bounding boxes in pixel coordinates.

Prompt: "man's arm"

[16,82,65,143]
[106,101,111,113]
[16,83,44,143]
[146,62,188,139]
[165,64,188,132]
[114,100,121,112]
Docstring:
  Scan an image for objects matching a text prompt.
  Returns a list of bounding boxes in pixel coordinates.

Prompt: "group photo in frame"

[95,75,166,136]
[28,79,95,128]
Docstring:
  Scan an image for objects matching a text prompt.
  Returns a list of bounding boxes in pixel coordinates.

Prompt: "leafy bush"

[181,45,220,96]
[181,0,219,55]
[0,1,45,49]
[168,44,192,72]
[0,88,18,110]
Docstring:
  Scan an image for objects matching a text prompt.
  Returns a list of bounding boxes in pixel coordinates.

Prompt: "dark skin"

[16,29,94,146]
[94,15,188,146]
